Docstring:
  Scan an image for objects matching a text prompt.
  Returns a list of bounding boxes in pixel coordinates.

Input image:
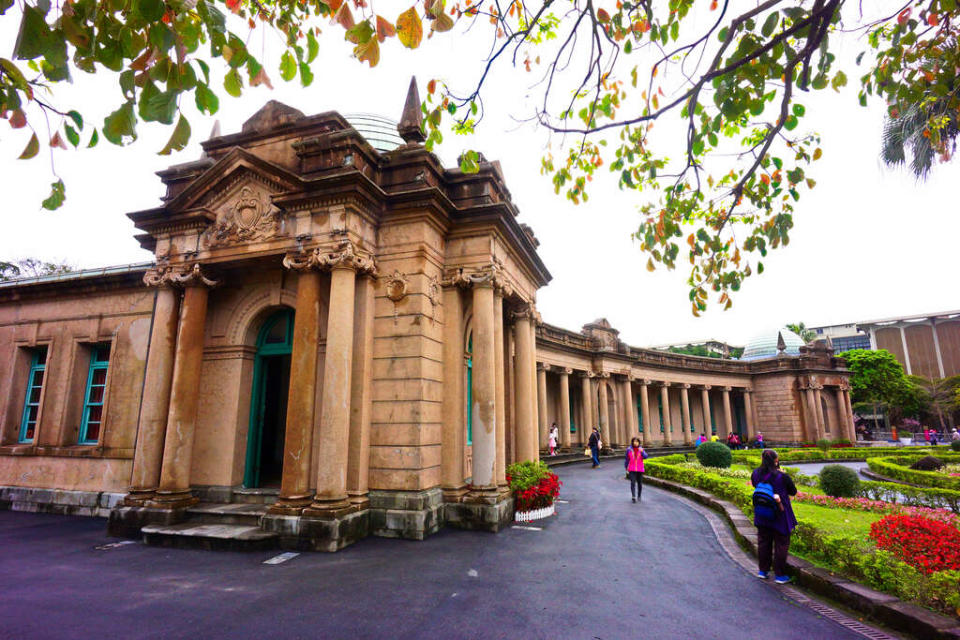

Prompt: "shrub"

[869,514,960,574]
[951,440,960,452]
[506,460,560,512]
[505,460,551,492]
[820,464,861,498]
[816,438,832,453]
[910,456,945,471]
[695,441,732,468]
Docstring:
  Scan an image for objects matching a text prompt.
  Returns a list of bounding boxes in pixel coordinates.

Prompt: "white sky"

[1,4,956,347]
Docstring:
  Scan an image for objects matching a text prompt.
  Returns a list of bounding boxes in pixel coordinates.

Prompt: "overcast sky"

[1,5,955,347]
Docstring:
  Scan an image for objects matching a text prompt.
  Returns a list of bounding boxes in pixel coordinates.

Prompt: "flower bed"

[867,454,960,491]
[870,514,960,574]
[506,460,561,520]
[794,492,960,526]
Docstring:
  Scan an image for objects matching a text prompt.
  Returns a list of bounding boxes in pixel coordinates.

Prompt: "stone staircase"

[141,501,279,551]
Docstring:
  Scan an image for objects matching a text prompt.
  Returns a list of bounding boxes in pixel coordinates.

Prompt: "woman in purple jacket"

[751,449,797,584]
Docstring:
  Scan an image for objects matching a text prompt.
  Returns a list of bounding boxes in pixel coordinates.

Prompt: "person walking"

[588,427,602,468]
[751,449,798,584]
[548,423,559,456]
[624,437,649,503]
[756,431,765,449]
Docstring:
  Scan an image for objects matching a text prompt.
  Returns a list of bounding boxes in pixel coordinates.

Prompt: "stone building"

[0,82,854,551]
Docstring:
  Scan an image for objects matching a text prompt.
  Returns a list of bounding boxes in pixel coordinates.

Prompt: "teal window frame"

[636,394,643,433]
[569,394,576,433]
[18,346,48,444]
[78,344,111,445]
[658,395,664,433]
[710,401,717,435]
[466,334,473,446]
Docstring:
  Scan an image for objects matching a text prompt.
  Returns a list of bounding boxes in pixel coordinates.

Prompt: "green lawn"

[793,503,882,538]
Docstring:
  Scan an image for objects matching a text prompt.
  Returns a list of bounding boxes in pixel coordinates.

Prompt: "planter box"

[514,503,555,523]
[899,437,913,445]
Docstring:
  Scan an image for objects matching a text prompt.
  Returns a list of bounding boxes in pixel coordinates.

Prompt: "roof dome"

[740,328,806,360]
[344,113,404,153]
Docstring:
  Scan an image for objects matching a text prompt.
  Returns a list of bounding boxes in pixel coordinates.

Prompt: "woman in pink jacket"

[624,437,650,503]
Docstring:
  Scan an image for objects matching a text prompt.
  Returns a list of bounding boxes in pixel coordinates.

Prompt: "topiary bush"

[910,456,945,471]
[819,464,861,498]
[951,440,960,452]
[696,441,732,468]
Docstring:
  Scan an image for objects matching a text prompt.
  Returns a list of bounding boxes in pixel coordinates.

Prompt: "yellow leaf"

[813,147,822,160]
[396,7,423,49]
[355,37,380,67]
[646,258,655,272]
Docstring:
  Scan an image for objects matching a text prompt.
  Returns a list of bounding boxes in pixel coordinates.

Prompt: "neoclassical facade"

[0,83,854,551]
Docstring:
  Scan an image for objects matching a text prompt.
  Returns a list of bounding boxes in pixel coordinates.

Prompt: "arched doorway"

[244,308,294,488]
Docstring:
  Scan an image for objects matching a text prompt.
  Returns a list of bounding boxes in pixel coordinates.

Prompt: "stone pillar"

[619,376,633,445]
[721,386,733,439]
[679,384,692,446]
[559,369,572,449]
[468,282,497,494]
[306,266,359,515]
[505,325,516,462]
[598,375,610,445]
[844,388,857,441]
[803,385,820,442]
[814,386,827,439]
[626,378,638,441]
[700,386,712,437]
[537,363,549,451]
[151,266,218,508]
[441,285,466,496]
[528,317,539,454]
[579,372,594,441]
[513,310,536,462]
[125,282,180,505]
[271,266,323,513]
[743,389,756,441]
[834,387,849,443]
[493,289,507,488]
[660,382,672,445]
[639,380,651,447]
[346,273,375,508]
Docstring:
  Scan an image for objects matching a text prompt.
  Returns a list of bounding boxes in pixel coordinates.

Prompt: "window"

[19,346,48,443]
[658,396,664,433]
[465,334,472,446]
[79,344,110,445]
[636,395,643,433]
[568,394,576,433]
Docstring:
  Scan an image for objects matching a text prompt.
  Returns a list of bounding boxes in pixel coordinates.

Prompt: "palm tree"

[786,322,817,343]
[907,375,960,431]
[882,97,960,180]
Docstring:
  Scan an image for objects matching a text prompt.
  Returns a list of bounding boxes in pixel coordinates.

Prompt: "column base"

[107,505,187,538]
[267,493,314,516]
[442,485,469,503]
[368,488,444,540]
[347,493,370,511]
[121,488,155,507]
[445,493,514,532]
[261,509,369,553]
[147,489,198,510]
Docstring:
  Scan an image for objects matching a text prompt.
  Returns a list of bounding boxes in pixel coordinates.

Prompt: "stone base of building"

[0,486,125,518]
[107,505,188,538]
[261,509,370,553]
[368,488,444,540]
[445,494,514,533]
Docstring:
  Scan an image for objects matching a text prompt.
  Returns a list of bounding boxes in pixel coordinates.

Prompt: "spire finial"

[398,76,426,144]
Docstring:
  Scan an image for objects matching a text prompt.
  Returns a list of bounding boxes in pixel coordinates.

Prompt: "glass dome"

[344,113,405,153]
[740,328,806,360]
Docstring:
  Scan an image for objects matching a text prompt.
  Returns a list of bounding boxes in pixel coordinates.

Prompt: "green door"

[244,309,294,488]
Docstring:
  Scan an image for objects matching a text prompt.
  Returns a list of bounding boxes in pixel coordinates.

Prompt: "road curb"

[642,475,960,640]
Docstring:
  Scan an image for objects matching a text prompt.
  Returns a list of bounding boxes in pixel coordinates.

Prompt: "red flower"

[869,514,960,574]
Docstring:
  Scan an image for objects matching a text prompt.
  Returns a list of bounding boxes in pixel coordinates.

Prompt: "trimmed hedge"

[820,465,860,498]
[695,441,732,468]
[731,446,936,467]
[858,480,960,514]
[867,455,960,491]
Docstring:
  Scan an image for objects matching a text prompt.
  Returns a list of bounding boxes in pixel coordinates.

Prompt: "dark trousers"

[757,526,791,576]
[590,446,600,466]
[628,471,643,498]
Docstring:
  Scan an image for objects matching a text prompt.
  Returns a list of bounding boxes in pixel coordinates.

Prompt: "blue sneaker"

[756,571,769,580]
[774,575,793,585]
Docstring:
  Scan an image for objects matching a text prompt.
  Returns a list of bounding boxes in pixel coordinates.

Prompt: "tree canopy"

[0,257,73,280]
[786,322,816,342]
[2,0,957,310]
[839,348,919,417]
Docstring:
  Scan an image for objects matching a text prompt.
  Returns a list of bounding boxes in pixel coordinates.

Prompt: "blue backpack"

[752,473,780,525]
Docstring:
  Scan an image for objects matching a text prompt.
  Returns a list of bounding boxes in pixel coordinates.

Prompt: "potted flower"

[506,460,561,523]
[900,418,920,445]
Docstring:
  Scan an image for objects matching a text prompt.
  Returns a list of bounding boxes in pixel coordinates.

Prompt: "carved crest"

[203,185,282,247]
[384,270,409,302]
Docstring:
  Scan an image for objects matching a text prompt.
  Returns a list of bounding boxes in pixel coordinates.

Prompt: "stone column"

[700,386,712,438]
[537,363,549,451]
[468,282,497,494]
[528,317,539,454]
[513,310,536,462]
[305,246,371,516]
[679,384,693,446]
[346,273,375,508]
[844,388,857,442]
[743,389,756,441]
[803,385,820,442]
[505,325,516,462]
[814,385,827,439]
[598,374,610,445]
[660,382,672,445]
[151,266,219,508]
[125,281,180,505]
[721,386,733,439]
[834,387,849,443]
[626,378,638,441]
[639,380,651,446]
[619,376,633,445]
[271,265,323,513]
[441,284,466,496]
[493,288,507,488]
[559,369,572,450]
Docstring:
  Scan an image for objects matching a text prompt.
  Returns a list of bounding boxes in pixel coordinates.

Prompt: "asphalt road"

[0,464,867,640]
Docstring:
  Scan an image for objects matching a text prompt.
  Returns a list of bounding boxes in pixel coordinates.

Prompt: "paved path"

[0,465,877,640]
[790,460,872,480]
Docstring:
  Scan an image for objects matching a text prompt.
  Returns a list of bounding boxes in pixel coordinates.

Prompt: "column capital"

[743,387,754,394]
[596,371,611,379]
[537,362,551,372]
[680,383,691,389]
[640,378,652,386]
[562,367,573,376]
[283,240,377,276]
[144,263,220,289]
[578,370,596,379]
[658,381,671,388]
[722,386,733,392]
[699,384,712,391]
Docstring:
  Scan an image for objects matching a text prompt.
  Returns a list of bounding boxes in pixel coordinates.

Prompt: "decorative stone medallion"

[204,185,282,247]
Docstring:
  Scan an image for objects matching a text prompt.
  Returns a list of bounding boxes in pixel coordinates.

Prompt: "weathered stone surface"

[875,600,959,638]
[445,496,514,532]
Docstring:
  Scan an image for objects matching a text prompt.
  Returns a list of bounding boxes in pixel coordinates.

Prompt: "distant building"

[649,339,742,359]
[811,310,960,378]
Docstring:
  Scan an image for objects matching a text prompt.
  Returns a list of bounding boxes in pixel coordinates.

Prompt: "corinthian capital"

[144,263,220,288]
[283,240,377,276]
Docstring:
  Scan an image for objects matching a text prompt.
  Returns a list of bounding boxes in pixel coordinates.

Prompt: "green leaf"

[831,70,847,91]
[18,132,39,159]
[761,11,778,37]
[13,5,50,60]
[792,104,805,117]
[345,20,374,45]
[299,61,313,87]
[784,115,798,131]
[194,82,219,115]
[87,128,99,148]
[196,59,210,84]
[137,0,165,22]
[224,68,242,97]
[158,114,191,155]
[103,101,138,145]
[64,123,80,147]
[0,0,14,15]
[66,110,83,130]
[41,179,65,210]
[307,30,319,63]
[138,81,178,124]
[279,51,296,82]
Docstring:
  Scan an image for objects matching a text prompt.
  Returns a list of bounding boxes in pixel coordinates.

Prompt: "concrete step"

[231,487,279,505]
[142,522,278,552]
[186,502,269,526]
